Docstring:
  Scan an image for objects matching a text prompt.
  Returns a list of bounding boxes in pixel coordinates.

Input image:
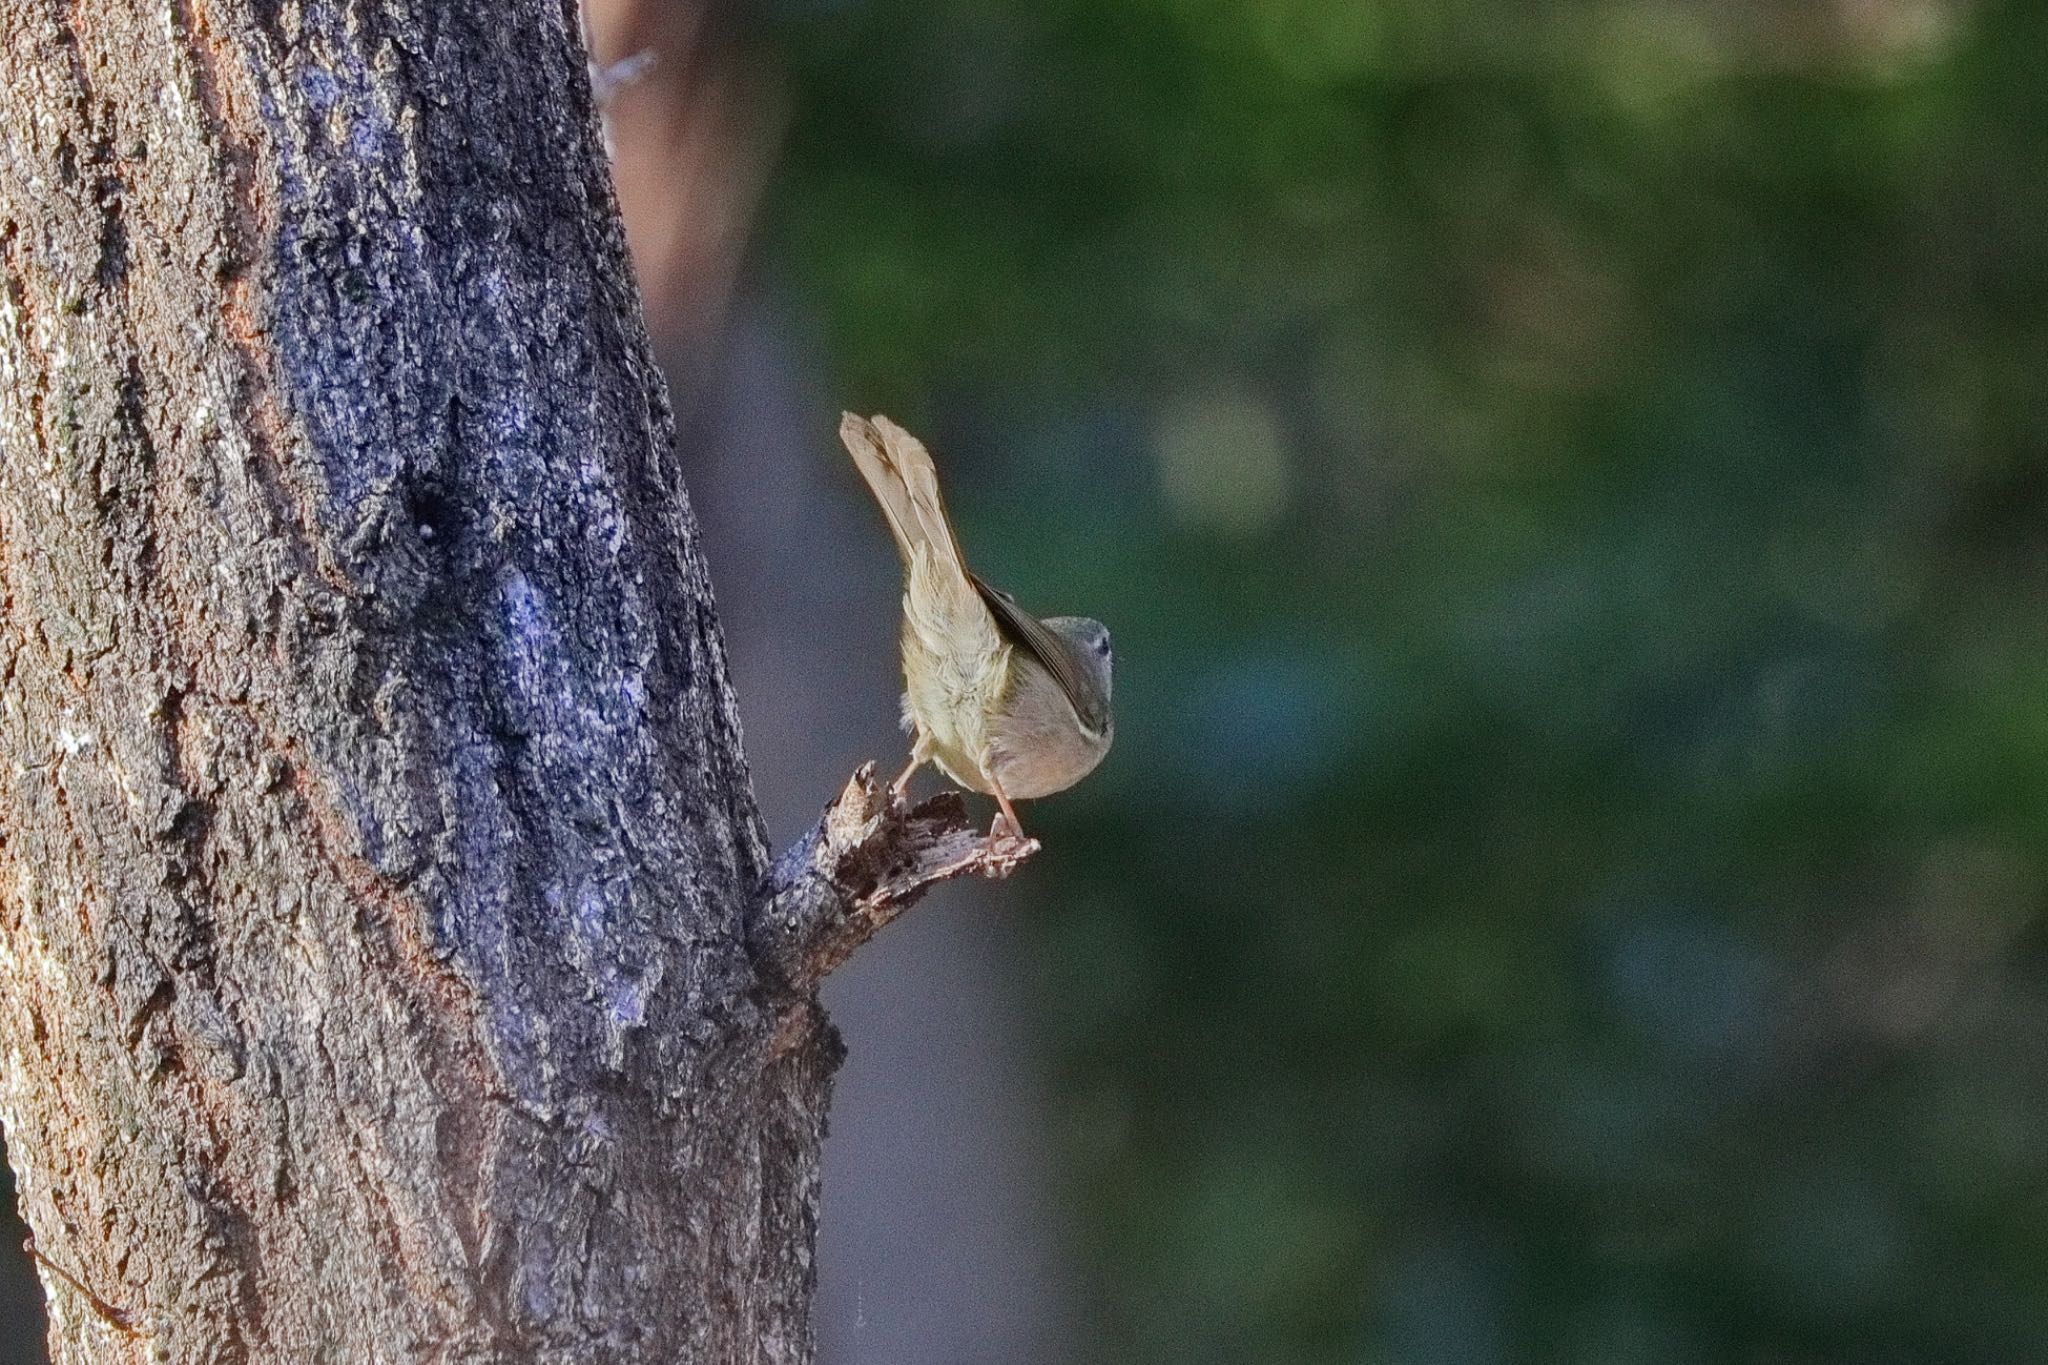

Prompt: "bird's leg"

[891,734,931,801]
[889,756,922,797]
[987,775,1027,844]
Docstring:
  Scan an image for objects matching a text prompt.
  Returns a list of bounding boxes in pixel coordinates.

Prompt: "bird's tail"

[838,412,969,577]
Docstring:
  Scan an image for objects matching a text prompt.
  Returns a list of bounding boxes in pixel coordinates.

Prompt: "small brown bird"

[840,413,1114,844]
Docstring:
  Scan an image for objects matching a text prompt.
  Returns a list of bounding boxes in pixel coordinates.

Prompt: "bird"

[839,412,1113,846]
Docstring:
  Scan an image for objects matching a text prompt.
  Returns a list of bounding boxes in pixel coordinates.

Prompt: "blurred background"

[8,0,2048,1359]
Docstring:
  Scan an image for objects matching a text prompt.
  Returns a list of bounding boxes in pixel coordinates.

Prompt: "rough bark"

[0,3,1013,1361]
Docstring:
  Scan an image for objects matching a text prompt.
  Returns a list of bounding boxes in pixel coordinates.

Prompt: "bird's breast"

[986,658,1112,799]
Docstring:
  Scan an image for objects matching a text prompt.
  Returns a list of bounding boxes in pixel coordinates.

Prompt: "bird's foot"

[980,814,1039,870]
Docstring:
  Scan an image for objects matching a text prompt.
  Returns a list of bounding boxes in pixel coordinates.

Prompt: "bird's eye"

[1093,636,1112,658]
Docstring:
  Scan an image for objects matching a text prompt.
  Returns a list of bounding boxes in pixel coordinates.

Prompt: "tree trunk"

[0,4,1002,1360]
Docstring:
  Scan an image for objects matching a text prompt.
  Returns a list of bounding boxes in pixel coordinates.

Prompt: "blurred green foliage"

[765,0,2048,1360]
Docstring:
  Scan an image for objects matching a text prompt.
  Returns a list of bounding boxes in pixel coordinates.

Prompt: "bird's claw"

[979,814,1038,871]
[979,833,1040,873]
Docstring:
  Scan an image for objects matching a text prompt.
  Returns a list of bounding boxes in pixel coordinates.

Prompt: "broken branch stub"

[749,762,1038,992]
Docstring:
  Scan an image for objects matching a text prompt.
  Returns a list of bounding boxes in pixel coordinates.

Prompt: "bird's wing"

[970,573,1098,732]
